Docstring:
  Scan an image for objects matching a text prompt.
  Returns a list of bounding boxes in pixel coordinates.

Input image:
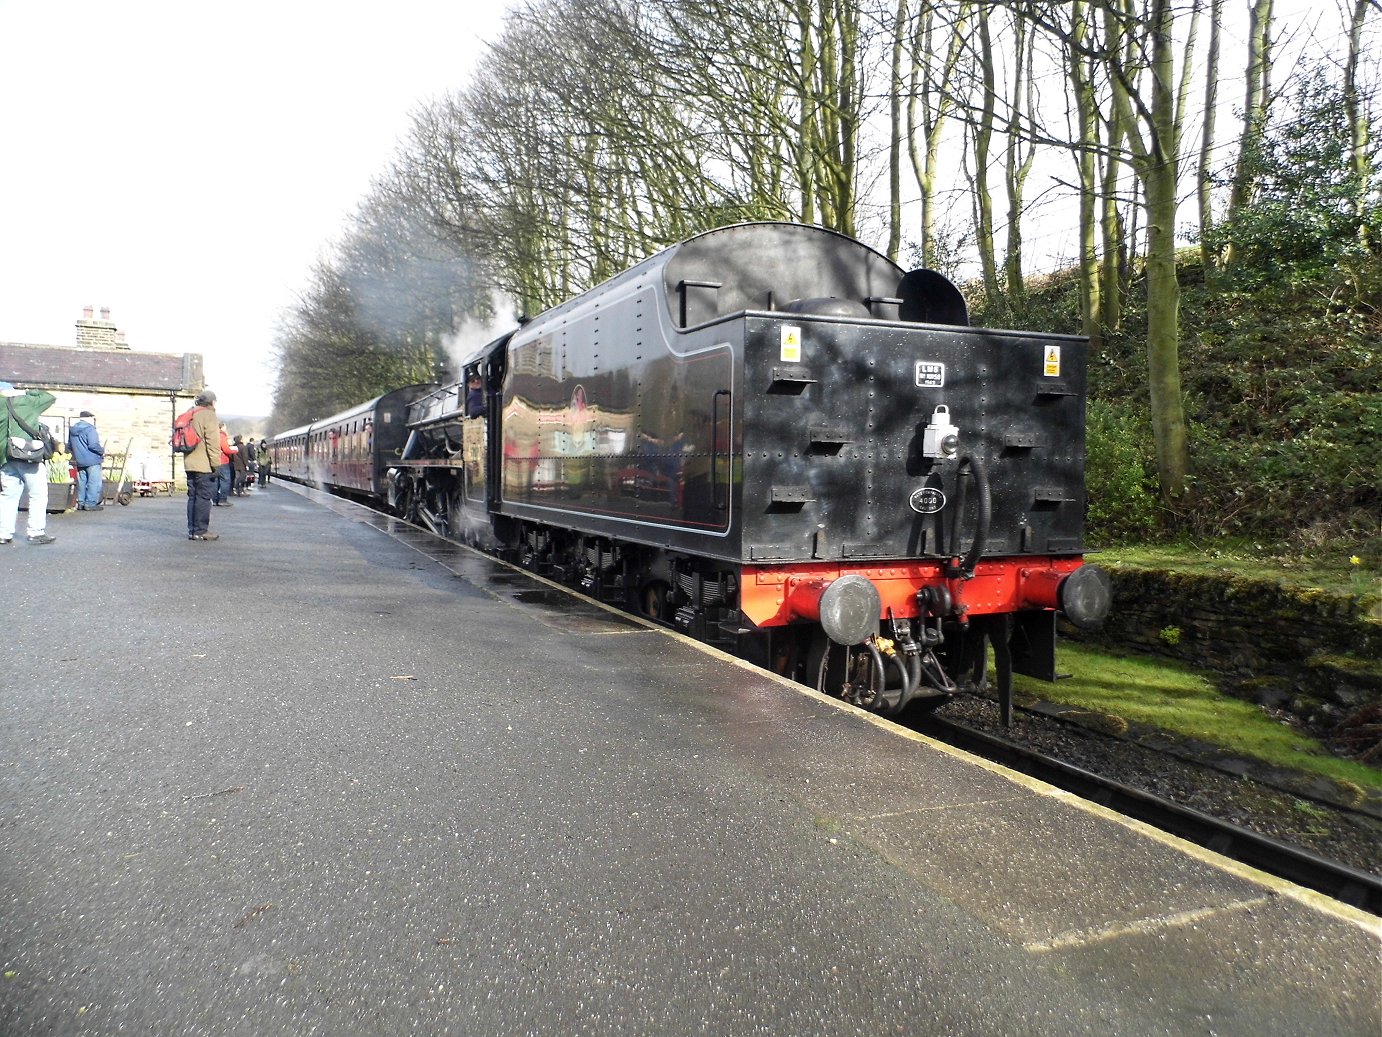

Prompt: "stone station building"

[1,306,206,487]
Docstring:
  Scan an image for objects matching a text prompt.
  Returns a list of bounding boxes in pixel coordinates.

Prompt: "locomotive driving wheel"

[394,476,422,525]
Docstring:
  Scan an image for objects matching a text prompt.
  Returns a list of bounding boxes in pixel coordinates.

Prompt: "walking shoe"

[27,534,56,545]
[188,532,220,541]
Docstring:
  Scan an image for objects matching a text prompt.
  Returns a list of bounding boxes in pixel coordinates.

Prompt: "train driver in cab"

[465,372,486,418]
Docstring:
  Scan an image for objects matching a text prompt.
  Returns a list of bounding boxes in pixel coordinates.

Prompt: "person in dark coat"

[67,410,105,511]
[466,373,486,417]
[230,434,249,496]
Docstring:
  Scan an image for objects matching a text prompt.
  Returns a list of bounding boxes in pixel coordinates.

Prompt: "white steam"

[442,293,519,375]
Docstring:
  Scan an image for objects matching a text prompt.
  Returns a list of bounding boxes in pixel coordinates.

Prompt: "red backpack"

[171,406,203,454]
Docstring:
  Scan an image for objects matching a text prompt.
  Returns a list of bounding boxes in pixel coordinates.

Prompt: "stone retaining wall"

[1073,567,1382,737]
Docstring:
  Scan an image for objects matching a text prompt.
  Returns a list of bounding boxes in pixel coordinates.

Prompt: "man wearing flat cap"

[68,410,105,511]
[183,390,222,541]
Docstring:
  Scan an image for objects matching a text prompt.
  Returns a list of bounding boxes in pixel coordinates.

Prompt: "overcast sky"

[0,0,508,416]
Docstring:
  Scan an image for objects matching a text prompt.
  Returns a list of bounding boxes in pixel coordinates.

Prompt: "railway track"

[912,712,1382,916]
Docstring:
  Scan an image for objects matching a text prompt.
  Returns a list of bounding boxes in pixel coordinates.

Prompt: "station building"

[0,306,205,486]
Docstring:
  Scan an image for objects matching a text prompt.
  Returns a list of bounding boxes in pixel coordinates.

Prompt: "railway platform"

[2,483,1378,1036]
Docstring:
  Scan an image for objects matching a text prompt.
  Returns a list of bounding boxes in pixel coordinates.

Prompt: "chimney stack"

[76,304,122,349]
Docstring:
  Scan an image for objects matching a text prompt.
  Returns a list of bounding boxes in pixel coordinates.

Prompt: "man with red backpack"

[182,391,222,541]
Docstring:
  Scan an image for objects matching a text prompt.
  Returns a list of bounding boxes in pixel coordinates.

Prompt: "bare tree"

[1344,0,1379,246]
[1101,0,1203,506]
[904,1,972,269]
[1197,0,1224,279]
[1223,0,1275,269]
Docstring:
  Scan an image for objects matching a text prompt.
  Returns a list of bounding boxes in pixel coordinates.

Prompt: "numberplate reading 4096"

[915,361,945,387]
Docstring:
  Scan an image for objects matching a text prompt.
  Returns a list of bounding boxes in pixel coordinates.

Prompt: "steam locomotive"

[272,222,1110,717]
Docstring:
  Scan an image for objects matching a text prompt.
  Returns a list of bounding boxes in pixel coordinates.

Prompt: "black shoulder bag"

[6,399,56,462]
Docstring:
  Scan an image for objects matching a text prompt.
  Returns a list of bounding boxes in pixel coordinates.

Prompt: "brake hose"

[948,454,991,578]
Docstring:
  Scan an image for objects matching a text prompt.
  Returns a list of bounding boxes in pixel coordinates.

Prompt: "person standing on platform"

[213,422,235,507]
[184,391,222,542]
[47,441,75,512]
[230,434,249,496]
[257,439,271,486]
[67,410,105,511]
[0,381,57,545]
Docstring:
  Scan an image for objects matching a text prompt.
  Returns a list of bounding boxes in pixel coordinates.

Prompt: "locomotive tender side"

[277,223,1110,717]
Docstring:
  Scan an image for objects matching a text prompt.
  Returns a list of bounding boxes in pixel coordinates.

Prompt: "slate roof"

[0,342,204,394]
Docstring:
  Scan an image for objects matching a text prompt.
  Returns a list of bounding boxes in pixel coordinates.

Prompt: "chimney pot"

[100,306,111,321]
[83,305,94,319]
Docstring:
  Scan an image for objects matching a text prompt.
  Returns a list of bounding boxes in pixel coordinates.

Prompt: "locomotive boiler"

[280,222,1110,717]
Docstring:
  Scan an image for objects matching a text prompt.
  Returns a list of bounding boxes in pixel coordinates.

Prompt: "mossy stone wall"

[1074,567,1382,734]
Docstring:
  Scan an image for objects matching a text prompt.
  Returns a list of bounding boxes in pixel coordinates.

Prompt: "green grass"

[1013,642,1382,794]
[1097,540,1381,602]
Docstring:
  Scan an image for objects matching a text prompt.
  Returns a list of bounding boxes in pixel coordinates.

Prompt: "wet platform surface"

[3,483,1379,1036]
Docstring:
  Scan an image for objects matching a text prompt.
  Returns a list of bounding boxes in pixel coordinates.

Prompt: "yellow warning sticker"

[1044,345,1061,377]
[781,325,802,363]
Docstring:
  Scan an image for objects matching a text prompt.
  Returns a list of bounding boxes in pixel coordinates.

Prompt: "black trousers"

[186,471,216,535]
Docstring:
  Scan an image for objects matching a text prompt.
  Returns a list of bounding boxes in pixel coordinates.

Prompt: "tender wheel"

[805,633,881,707]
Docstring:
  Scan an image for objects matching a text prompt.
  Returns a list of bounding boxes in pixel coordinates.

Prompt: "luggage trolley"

[102,438,135,506]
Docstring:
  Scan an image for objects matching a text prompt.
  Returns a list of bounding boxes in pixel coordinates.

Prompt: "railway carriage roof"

[270,383,439,443]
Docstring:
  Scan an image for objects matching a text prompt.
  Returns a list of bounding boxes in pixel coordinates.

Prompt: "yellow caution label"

[781,325,802,363]
[1044,345,1061,377]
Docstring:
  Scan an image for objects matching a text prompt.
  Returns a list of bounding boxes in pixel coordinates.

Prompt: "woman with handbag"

[0,381,57,545]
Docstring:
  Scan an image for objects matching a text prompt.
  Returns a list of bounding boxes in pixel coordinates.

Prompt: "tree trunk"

[1197,0,1223,281]
[1345,0,1374,247]
[971,6,1000,308]
[887,0,909,261]
[1223,0,1274,270]
[1067,1,1102,347]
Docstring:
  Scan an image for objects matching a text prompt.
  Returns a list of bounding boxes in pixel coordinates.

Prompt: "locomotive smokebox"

[789,574,882,646]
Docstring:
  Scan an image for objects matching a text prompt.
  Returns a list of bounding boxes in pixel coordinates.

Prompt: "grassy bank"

[1097,541,1382,604]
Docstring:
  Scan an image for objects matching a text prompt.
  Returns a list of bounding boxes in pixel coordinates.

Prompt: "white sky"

[0,0,509,416]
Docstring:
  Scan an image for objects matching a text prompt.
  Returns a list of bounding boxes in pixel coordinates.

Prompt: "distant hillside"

[219,414,269,440]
